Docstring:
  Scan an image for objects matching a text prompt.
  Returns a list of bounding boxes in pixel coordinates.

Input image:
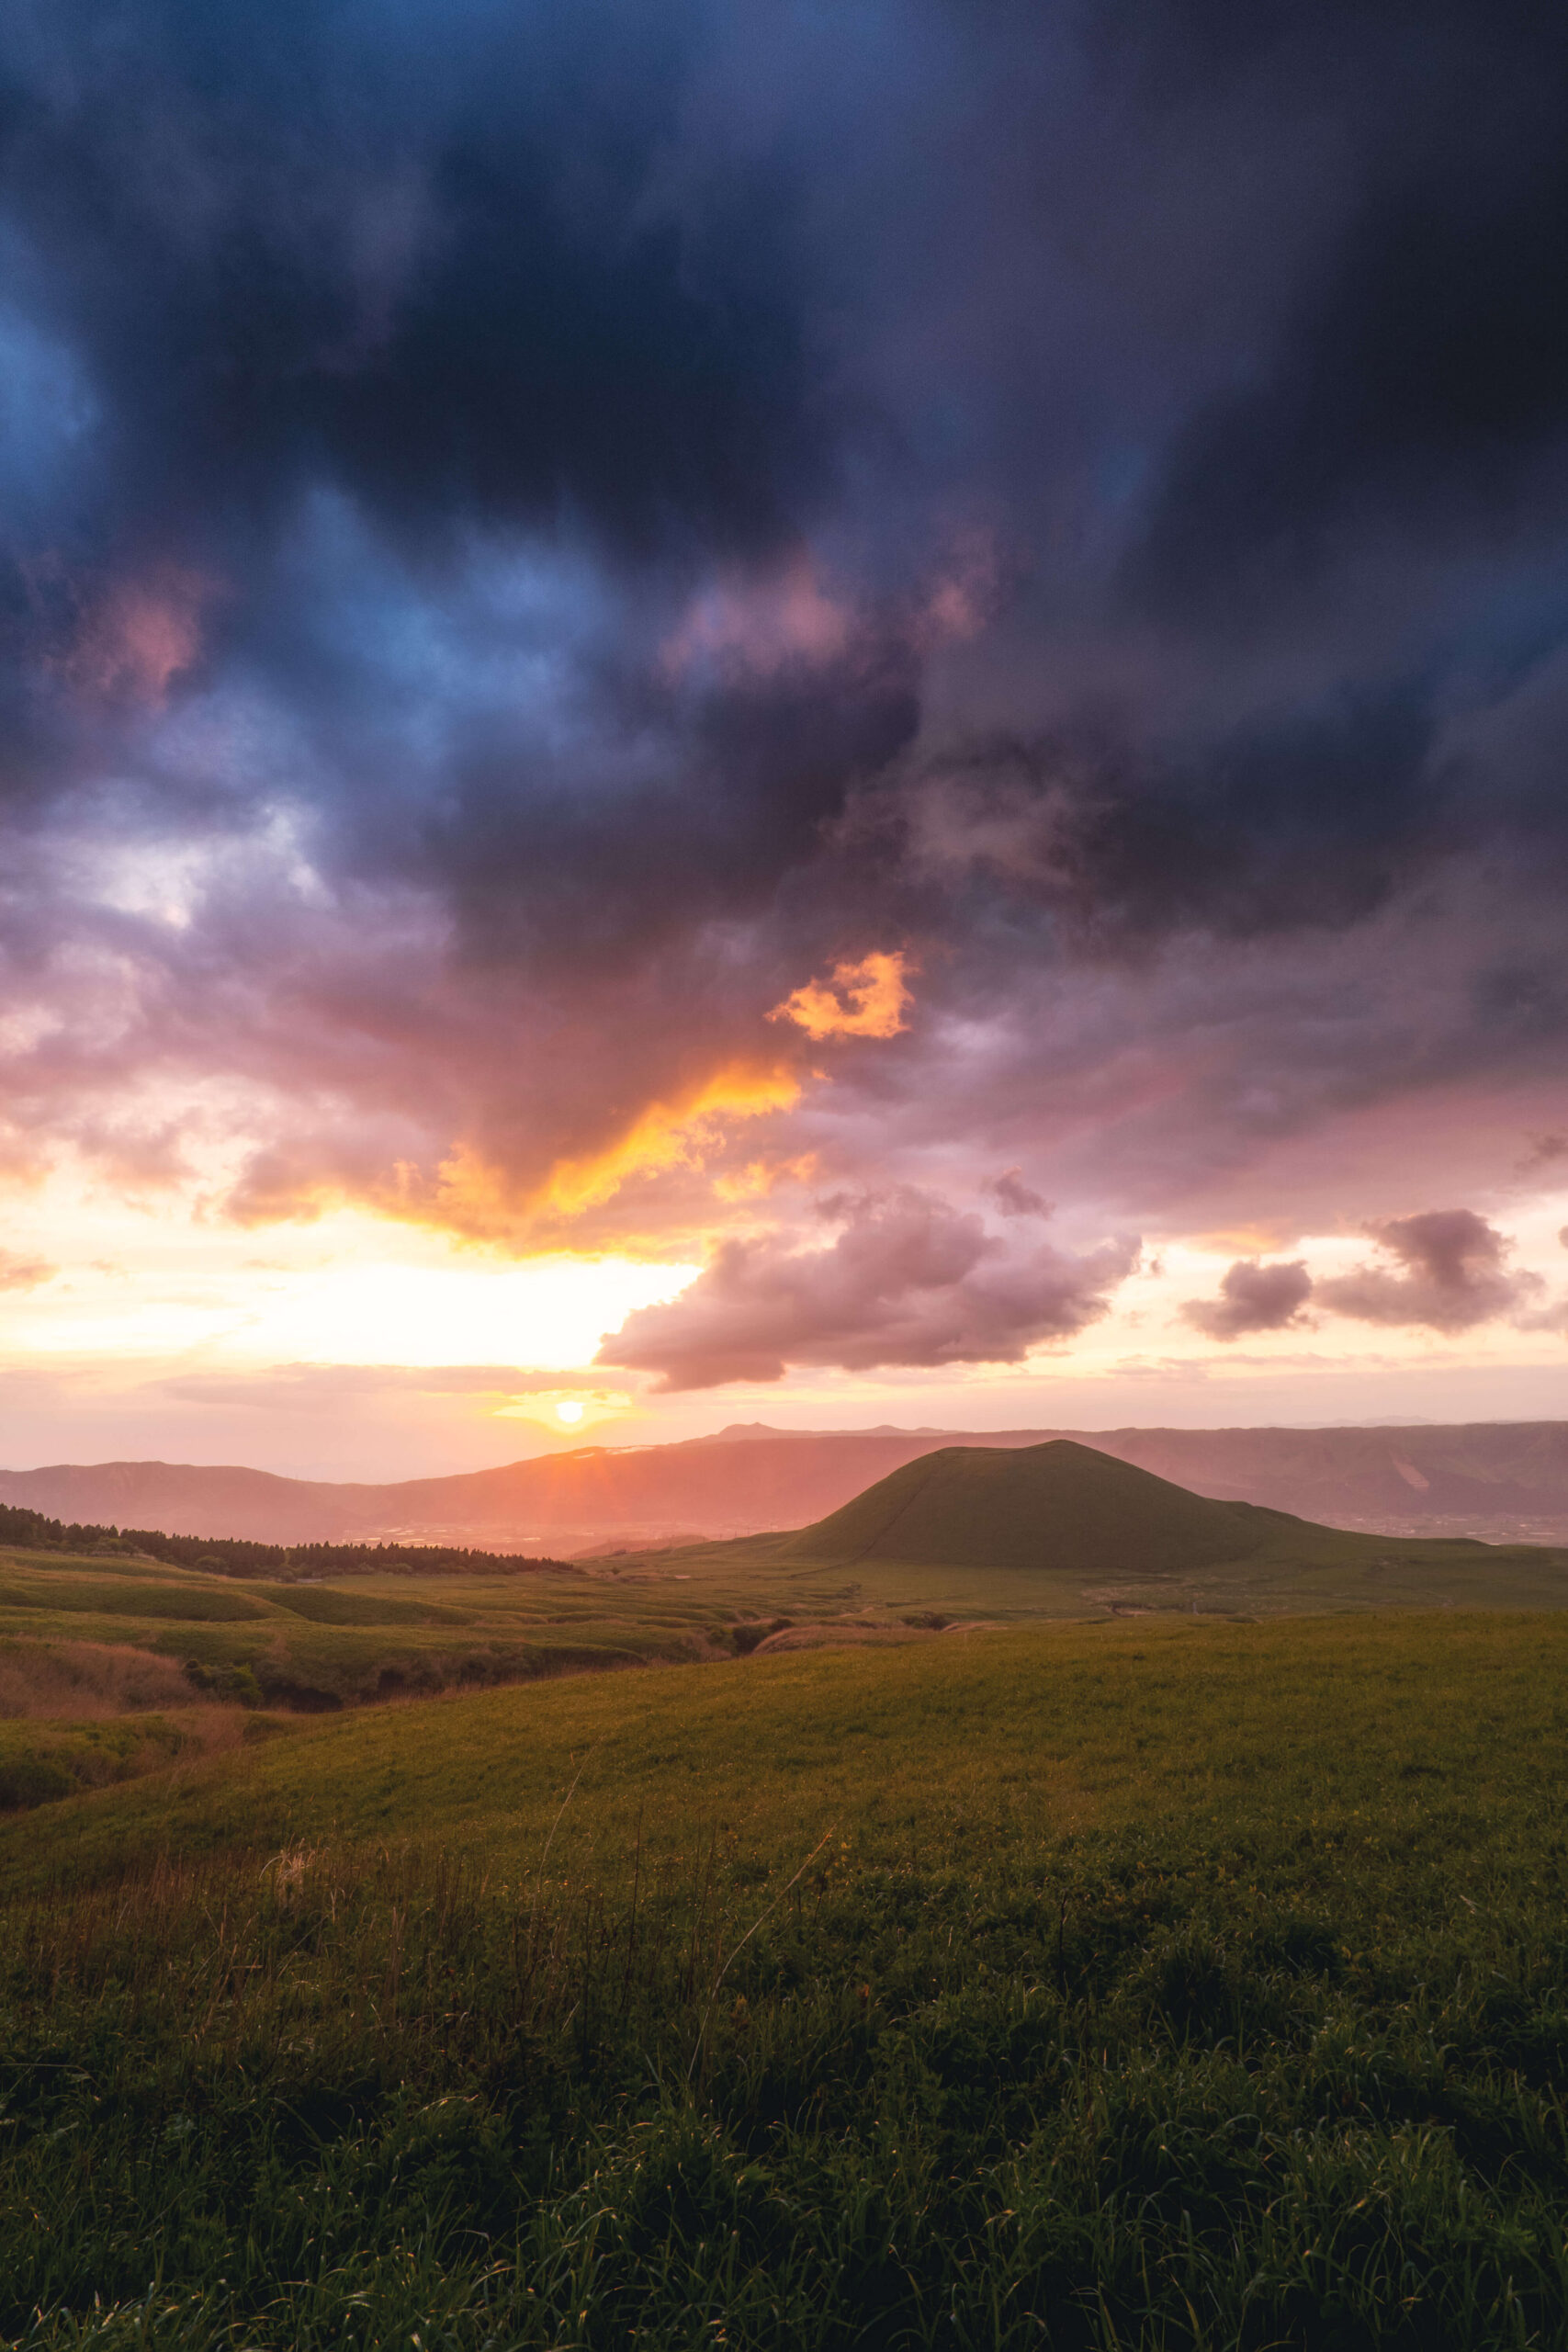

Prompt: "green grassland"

[1,1437,1567,1838]
[3,1611,1568,2348]
[4,1446,1568,2343]
[0,1544,723,1714]
[703,1510,1568,1625]
[0,1709,187,1811]
[2,1444,1567,1742]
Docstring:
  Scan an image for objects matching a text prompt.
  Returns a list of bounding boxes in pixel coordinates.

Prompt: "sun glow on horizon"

[0,1180,701,1376]
[6,1160,1568,1477]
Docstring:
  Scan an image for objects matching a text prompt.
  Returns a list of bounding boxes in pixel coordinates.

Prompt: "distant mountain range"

[6,1419,1568,1549]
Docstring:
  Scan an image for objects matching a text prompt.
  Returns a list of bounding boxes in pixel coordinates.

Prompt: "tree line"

[0,1503,574,1579]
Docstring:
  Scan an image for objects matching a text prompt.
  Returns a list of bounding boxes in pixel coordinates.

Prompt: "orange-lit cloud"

[768,950,916,1042]
[432,1063,802,1236]
[0,1250,57,1293]
[712,1152,818,1203]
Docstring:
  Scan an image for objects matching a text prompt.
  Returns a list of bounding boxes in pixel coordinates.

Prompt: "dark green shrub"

[0,1755,73,1810]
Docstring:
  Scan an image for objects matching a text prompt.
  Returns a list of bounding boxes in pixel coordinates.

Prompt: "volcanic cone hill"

[790,1439,1281,1577]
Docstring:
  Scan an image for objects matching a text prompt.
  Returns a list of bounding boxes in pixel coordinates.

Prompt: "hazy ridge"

[6,1419,1568,1548]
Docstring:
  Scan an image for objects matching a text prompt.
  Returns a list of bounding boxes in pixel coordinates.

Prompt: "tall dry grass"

[0,1639,208,1718]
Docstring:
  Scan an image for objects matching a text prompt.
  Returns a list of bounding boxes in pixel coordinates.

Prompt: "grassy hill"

[791,1438,1278,1575]
[678,1440,1568,1631]
[2,1613,1567,2347]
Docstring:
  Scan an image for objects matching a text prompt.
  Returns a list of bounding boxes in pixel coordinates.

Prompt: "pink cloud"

[63,568,218,706]
[597,1185,1138,1388]
[1181,1258,1314,1339]
[1317,1210,1541,1332]
[662,558,853,680]
[0,1250,57,1294]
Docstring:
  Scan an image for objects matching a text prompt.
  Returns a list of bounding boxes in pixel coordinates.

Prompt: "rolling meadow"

[2,1449,1567,2347]
[1,1614,1566,2346]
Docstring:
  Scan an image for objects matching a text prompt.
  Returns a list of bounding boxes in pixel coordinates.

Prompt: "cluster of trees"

[0,1504,573,1580]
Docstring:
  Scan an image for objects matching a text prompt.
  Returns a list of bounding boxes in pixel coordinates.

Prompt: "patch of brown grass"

[0,1640,205,1719]
[752,1623,924,1654]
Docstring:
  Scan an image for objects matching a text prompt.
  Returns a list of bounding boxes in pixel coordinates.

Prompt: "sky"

[3,0,1568,1479]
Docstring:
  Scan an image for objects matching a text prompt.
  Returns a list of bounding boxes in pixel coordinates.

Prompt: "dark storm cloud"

[0,0,826,572]
[1181,1259,1313,1340]
[0,0,885,869]
[598,1189,1138,1388]
[1120,3,1568,628]
[868,688,1438,949]
[2,0,1568,1301]
[432,643,920,972]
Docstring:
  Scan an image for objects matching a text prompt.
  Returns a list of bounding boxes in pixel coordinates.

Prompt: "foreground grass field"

[2,1612,1566,2349]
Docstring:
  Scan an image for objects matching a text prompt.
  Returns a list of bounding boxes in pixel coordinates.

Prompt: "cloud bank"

[1182,1213,1553,1351]
[0,0,1566,1390]
[1316,1211,1544,1334]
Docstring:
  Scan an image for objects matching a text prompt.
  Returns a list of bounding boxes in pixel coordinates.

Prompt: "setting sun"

[555,1399,584,1424]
